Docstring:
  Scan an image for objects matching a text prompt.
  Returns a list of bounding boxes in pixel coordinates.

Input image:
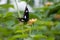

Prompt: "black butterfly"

[18,6,29,22]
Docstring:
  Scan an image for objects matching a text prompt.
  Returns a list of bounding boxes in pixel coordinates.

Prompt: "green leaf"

[0,14,3,17]
[33,34,47,40]
[9,34,28,40]
[15,29,30,33]
[47,36,55,40]
[4,12,14,18]
[0,4,14,8]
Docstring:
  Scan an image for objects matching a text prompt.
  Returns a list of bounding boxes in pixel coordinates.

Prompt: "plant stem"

[15,0,21,18]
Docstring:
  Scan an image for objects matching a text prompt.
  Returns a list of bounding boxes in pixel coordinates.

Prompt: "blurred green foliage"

[0,0,60,40]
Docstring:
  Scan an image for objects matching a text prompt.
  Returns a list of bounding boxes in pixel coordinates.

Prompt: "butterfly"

[18,6,29,22]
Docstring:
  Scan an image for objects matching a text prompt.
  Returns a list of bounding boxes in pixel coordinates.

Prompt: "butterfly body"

[18,6,29,22]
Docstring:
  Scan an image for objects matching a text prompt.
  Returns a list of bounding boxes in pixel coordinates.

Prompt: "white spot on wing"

[21,19,24,21]
[26,10,28,12]
[24,16,26,19]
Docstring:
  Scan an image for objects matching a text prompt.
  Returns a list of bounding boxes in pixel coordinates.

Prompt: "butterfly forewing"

[23,6,29,22]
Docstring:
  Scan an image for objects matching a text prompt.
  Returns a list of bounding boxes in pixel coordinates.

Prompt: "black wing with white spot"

[18,6,29,22]
[23,6,29,22]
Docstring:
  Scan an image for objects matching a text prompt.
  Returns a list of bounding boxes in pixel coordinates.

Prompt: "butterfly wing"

[18,18,25,22]
[18,6,29,22]
[23,6,29,22]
